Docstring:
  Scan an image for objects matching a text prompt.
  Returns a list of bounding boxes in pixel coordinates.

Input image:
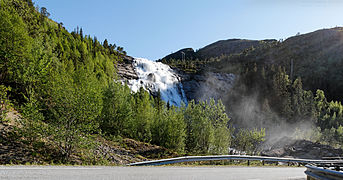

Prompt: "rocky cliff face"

[116,56,138,81]
[178,71,236,102]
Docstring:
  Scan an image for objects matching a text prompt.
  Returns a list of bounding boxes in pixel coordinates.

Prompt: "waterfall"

[127,58,188,106]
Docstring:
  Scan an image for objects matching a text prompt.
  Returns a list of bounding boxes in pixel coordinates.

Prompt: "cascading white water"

[127,58,188,106]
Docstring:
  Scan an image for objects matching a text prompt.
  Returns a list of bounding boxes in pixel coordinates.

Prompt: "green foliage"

[131,88,154,142]
[235,62,343,147]
[0,2,32,88]
[101,86,187,153]
[184,99,232,155]
[19,90,46,144]
[314,90,343,133]
[101,82,134,137]
[151,105,186,153]
[100,84,232,154]
[272,66,292,118]
[233,128,265,154]
[0,0,128,161]
[45,69,103,160]
[0,85,11,121]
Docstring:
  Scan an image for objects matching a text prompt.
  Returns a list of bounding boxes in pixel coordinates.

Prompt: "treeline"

[101,83,236,154]
[100,82,265,155]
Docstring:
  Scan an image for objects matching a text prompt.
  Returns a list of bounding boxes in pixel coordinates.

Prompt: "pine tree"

[101,82,133,137]
[0,4,32,87]
[40,7,50,17]
[132,88,154,142]
[80,28,83,41]
[103,39,109,49]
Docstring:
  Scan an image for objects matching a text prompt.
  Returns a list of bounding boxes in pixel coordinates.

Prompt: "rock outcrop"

[179,71,236,102]
[116,56,138,81]
[162,48,198,61]
[261,137,343,159]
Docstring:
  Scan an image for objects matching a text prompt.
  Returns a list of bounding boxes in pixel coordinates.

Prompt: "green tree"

[40,7,50,17]
[0,85,11,121]
[151,100,186,153]
[46,69,103,160]
[184,99,232,155]
[0,4,32,86]
[206,99,232,154]
[80,27,83,41]
[233,128,265,154]
[103,39,109,49]
[272,66,292,118]
[184,100,214,154]
[101,82,133,137]
[20,89,46,145]
[132,88,154,142]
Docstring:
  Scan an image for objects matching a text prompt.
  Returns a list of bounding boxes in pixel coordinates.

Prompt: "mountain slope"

[161,39,277,61]
[197,39,277,59]
[215,27,343,101]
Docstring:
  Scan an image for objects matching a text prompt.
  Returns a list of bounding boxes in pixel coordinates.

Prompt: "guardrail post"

[247,160,250,166]
[335,166,340,171]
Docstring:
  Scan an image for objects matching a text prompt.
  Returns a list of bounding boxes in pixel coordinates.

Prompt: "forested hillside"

[162,29,343,150]
[228,28,343,102]
[0,0,265,164]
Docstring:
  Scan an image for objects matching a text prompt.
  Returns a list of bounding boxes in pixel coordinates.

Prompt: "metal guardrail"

[127,155,343,166]
[305,165,343,180]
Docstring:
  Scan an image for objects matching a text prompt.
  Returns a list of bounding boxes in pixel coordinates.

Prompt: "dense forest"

[0,0,265,164]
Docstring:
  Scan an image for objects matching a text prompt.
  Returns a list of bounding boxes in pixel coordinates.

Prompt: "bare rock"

[261,137,343,159]
[116,56,138,81]
[178,71,236,102]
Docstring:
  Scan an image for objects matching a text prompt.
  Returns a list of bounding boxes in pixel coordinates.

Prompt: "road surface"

[0,166,306,180]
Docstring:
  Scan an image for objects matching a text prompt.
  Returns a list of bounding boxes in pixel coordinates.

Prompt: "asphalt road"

[0,166,306,180]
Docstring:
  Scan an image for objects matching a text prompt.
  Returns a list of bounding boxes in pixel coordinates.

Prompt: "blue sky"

[33,0,343,60]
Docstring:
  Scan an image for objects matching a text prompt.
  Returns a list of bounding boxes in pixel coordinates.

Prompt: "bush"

[0,85,11,122]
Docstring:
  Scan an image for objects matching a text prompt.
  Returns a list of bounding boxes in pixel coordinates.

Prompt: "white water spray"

[128,58,188,106]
